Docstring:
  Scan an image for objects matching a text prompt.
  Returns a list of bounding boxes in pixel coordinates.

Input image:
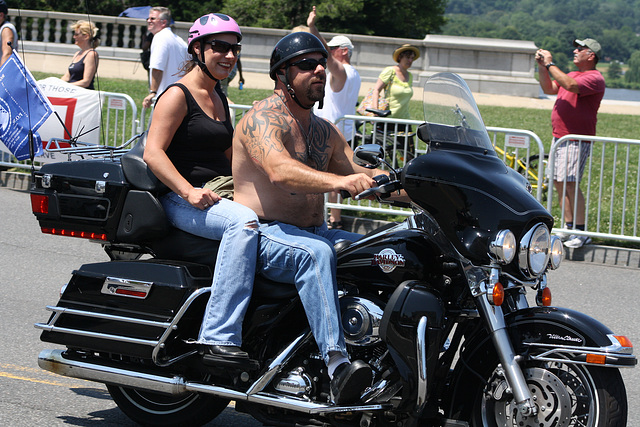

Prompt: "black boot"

[330,360,373,404]
[200,345,249,366]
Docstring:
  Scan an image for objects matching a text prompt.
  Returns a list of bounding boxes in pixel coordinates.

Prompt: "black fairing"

[403,147,553,265]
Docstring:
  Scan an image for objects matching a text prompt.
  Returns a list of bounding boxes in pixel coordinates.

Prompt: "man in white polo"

[142,6,187,108]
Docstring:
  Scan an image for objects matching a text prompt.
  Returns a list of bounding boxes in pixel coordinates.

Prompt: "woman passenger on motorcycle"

[143,13,259,364]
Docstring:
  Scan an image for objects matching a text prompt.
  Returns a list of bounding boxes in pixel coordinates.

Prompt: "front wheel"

[107,385,230,426]
[472,359,628,427]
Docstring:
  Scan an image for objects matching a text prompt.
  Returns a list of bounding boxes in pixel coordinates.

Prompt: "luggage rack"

[45,134,143,161]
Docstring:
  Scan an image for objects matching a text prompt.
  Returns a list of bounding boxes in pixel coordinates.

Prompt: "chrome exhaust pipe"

[38,349,188,395]
[38,349,387,415]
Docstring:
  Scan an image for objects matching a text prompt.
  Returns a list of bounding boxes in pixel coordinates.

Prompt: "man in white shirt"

[0,0,18,66]
[308,6,361,229]
[142,7,188,108]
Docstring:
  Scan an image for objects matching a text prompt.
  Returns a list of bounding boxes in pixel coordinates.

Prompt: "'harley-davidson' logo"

[372,248,405,273]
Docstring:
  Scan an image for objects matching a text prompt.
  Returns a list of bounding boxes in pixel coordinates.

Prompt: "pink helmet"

[188,13,242,54]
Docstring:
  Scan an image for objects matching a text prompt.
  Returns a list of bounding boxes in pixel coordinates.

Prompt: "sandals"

[328,221,343,230]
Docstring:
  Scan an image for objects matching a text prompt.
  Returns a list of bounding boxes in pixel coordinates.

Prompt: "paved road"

[0,186,637,425]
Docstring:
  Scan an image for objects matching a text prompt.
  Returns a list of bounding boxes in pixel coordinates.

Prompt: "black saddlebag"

[31,159,168,243]
[37,260,213,361]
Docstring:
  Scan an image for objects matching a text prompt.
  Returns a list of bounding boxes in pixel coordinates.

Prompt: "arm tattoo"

[307,116,332,171]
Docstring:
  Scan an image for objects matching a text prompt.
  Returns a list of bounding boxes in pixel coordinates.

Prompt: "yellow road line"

[0,371,76,387]
[0,362,90,387]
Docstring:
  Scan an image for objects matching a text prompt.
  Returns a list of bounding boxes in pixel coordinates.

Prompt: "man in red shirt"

[535,38,605,248]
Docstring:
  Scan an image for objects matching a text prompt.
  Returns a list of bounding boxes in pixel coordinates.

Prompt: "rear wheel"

[107,385,229,426]
[472,358,628,427]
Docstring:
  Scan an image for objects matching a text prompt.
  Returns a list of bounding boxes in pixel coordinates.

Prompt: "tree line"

[10,0,640,87]
[443,0,640,87]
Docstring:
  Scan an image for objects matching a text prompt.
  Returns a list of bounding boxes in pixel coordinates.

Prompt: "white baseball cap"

[327,35,354,50]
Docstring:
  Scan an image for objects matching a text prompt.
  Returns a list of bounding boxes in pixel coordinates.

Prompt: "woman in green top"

[371,44,420,120]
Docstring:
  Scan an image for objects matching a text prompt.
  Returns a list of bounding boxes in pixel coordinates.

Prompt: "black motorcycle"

[31,73,635,426]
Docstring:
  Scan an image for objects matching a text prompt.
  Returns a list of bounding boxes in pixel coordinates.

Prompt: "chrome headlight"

[549,235,563,270]
[489,230,517,264]
[518,223,551,278]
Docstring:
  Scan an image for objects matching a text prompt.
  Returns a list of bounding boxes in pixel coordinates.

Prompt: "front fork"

[474,273,537,417]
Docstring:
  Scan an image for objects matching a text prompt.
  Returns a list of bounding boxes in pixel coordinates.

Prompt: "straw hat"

[393,44,420,62]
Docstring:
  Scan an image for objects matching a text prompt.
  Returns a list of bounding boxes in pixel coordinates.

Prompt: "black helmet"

[269,32,328,80]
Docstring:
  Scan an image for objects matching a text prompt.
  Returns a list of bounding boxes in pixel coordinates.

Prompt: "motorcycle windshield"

[420,73,494,153]
[406,72,552,266]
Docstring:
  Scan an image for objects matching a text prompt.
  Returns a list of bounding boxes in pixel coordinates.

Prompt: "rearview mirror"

[353,144,382,168]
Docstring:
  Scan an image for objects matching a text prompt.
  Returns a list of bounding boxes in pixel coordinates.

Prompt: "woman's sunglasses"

[205,40,242,56]
[289,57,327,71]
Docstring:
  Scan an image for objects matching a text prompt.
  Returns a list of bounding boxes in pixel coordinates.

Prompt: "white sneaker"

[555,231,571,242]
[563,235,592,248]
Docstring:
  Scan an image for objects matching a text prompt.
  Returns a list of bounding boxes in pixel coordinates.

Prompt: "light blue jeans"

[160,192,259,346]
[257,221,362,364]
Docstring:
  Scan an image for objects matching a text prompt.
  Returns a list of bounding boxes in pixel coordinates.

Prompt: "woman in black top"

[60,20,99,89]
[143,14,259,364]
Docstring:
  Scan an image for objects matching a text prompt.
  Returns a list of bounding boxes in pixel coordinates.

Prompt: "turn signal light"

[586,354,606,365]
[31,194,49,214]
[536,287,552,307]
[614,335,633,348]
[540,287,552,306]
[490,283,504,306]
[41,227,107,241]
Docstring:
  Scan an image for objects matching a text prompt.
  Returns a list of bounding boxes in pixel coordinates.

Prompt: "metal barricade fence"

[0,90,138,169]
[329,116,548,218]
[485,127,547,202]
[333,115,423,218]
[548,135,640,244]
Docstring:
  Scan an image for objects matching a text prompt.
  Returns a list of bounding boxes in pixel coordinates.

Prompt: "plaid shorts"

[553,138,592,182]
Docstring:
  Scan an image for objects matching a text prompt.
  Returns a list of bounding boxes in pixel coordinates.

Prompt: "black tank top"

[162,83,234,187]
[68,51,95,90]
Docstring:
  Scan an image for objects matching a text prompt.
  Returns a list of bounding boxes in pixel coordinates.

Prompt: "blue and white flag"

[0,52,53,160]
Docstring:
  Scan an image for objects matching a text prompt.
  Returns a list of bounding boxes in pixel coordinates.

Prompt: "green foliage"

[607,61,622,80]
[441,0,640,65]
[626,51,640,84]
[12,0,446,39]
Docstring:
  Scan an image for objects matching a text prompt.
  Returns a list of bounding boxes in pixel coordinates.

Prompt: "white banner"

[34,78,103,163]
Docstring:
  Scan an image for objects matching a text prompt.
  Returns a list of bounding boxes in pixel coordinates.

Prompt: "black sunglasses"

[205,40,241,56]
[576,46,590,52]
[289,57,327,71]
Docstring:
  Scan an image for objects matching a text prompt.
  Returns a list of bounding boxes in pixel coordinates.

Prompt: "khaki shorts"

[553,138,592,182]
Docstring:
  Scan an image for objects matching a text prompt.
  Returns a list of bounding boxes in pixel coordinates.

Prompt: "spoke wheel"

[107,385,229,426]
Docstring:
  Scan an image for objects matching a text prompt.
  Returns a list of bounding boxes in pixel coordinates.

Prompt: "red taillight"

[31,194,49,214]
[115,289,148,298]
[41,227,107,241]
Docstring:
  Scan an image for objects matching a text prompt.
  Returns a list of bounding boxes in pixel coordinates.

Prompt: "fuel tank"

[336,223,458,293]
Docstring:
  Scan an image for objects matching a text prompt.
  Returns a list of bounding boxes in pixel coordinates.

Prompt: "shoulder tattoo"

[240,97,290,164]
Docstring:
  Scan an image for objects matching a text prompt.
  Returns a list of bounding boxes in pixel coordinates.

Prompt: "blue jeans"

[257,221,361,364]
[161,192,259,346]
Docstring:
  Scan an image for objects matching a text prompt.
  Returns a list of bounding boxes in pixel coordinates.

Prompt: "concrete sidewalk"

[3,170,638,269]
